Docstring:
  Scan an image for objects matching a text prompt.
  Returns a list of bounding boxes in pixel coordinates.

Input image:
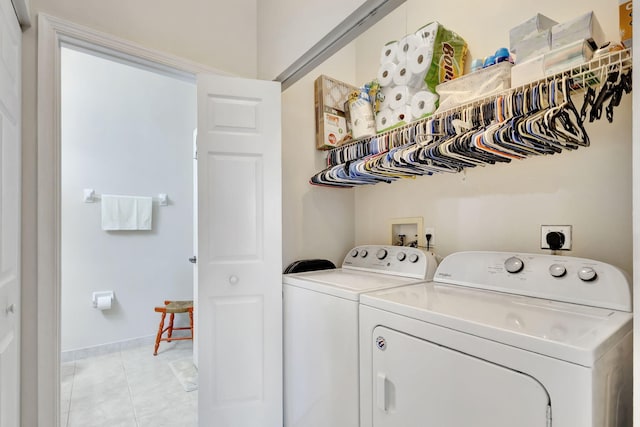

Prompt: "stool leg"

[189,309,194,339]
[167,313,175,342]
[154,312,166,356]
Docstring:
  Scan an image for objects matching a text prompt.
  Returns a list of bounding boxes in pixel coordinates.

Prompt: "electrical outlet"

[424,227,435,248]
[540,225,572,250]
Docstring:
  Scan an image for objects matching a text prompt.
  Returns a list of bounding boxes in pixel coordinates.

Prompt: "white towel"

[101,195,152,231]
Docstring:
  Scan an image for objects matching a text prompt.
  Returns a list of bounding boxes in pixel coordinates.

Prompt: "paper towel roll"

[408,45,434,77]
[377,62,397,87]
[380,41,399,64]
[376,108,396,132]
[393,105,414,124]
[392,64,425,88]
[348,98,376,139]
[96,295,112,310]
[388,86,419,110]
[396,34,425,63]
[410,91,439,118]
[415,22,439,45]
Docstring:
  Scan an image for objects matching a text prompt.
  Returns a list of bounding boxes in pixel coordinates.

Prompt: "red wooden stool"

[153,300,194,356]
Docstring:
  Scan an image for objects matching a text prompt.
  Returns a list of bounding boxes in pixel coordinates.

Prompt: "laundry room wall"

[257,0,364,80]
[60,47,196,352]
[350,1,633,274]
[281,44,358,268]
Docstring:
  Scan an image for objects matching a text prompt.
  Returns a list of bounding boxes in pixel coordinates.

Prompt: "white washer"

[283,245,438,427]
[359,251,633,427]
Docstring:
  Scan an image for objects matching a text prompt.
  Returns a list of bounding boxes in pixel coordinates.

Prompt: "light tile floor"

[61,340,197,427]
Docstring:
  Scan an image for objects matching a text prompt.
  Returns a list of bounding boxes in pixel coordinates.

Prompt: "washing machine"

[359,251,633,427]
[283,245,438,427]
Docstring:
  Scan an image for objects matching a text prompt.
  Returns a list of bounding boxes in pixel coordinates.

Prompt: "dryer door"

[371,326,551,427]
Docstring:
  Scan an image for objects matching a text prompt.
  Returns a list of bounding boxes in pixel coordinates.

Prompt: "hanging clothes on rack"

[310,49,632,188]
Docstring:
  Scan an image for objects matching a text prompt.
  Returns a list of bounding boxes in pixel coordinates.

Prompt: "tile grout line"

[121,349,141,427]
[63,360,76,427]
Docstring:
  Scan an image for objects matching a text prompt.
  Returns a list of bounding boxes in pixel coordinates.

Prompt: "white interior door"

[371,326,550,427]
[197,74,282,427]
[0,0,21,425]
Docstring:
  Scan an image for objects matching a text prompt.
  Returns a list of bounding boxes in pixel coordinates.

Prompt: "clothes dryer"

[359,251,632,427]
[283,245,438,427]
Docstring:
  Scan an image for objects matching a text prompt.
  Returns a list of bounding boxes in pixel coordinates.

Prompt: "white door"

[197,74,282,427]
[372,326,550,427]
[0,0,21,425]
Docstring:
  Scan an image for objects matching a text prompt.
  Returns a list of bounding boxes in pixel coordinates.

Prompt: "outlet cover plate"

[540,225,572,250]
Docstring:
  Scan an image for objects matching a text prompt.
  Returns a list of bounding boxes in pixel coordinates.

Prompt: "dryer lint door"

[371,326,551,427]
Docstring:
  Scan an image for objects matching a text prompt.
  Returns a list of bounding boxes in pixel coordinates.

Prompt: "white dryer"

[283,245,438,427]
[359,251,632,427]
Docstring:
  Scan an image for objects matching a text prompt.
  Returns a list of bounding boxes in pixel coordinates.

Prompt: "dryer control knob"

[408,253,419,263]
[397,252,406,261]
[376,249,388,260]
[578,267,598,282]
[549,264,567,278]
[504,257,524,273]
[351,249,359,258]
[360,250,368,258]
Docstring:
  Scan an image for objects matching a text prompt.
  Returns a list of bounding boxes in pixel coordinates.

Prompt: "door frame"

[36,14,229,426]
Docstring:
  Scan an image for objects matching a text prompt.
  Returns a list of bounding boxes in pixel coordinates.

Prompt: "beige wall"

[257,0,364,80]
[282,44,358,268]
[351,1,633,274]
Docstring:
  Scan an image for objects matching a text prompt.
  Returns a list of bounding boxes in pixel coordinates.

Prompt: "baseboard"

[61,334,157,362]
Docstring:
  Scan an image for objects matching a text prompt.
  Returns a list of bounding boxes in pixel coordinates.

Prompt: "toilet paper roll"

[388,85,419,110]
[408,45,434,77]
[378,86,394,111]
[396,34,425,63]
[410,91,439,118]
[377,62,397,87]
[393,105,414,124]
[375,108,397,132]
[96,295,112,310]
[392,64,425,88]
[379,41,399,64]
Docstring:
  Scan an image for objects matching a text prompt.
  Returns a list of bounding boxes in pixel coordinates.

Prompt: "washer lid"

[360,282,632,367]
[283,269,425,301]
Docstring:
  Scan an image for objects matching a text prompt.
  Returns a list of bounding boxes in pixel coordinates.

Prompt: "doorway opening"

[59,44,197,426]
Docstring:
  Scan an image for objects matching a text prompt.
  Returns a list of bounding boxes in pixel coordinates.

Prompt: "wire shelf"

[323,48,632,168]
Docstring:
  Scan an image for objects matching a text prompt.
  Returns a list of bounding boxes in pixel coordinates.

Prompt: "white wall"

[60,47,196,351]
[257,0,364,80]
[282,44,358,268]
[351,1,633,274]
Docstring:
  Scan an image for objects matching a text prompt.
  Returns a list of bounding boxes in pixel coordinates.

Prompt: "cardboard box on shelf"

[619,0,632,48]
[314,75,358,150]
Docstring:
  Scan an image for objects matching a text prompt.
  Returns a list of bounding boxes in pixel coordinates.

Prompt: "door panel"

[0,0,20,425]
[197,74,281,427]
[207,153,262,261]
[371,326,550,427]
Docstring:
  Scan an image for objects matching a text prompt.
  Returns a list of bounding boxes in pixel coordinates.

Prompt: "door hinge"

[546,405,552,427]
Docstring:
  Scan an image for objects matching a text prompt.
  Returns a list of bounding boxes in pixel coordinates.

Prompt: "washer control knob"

[397,252,406,261]
[549,264,567,278]
[360,250,368,258]
[578,267,597,282]
[376,249,388,260]
[408,253,419,263]
[351,249,359,258]
[504,257,524,273]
